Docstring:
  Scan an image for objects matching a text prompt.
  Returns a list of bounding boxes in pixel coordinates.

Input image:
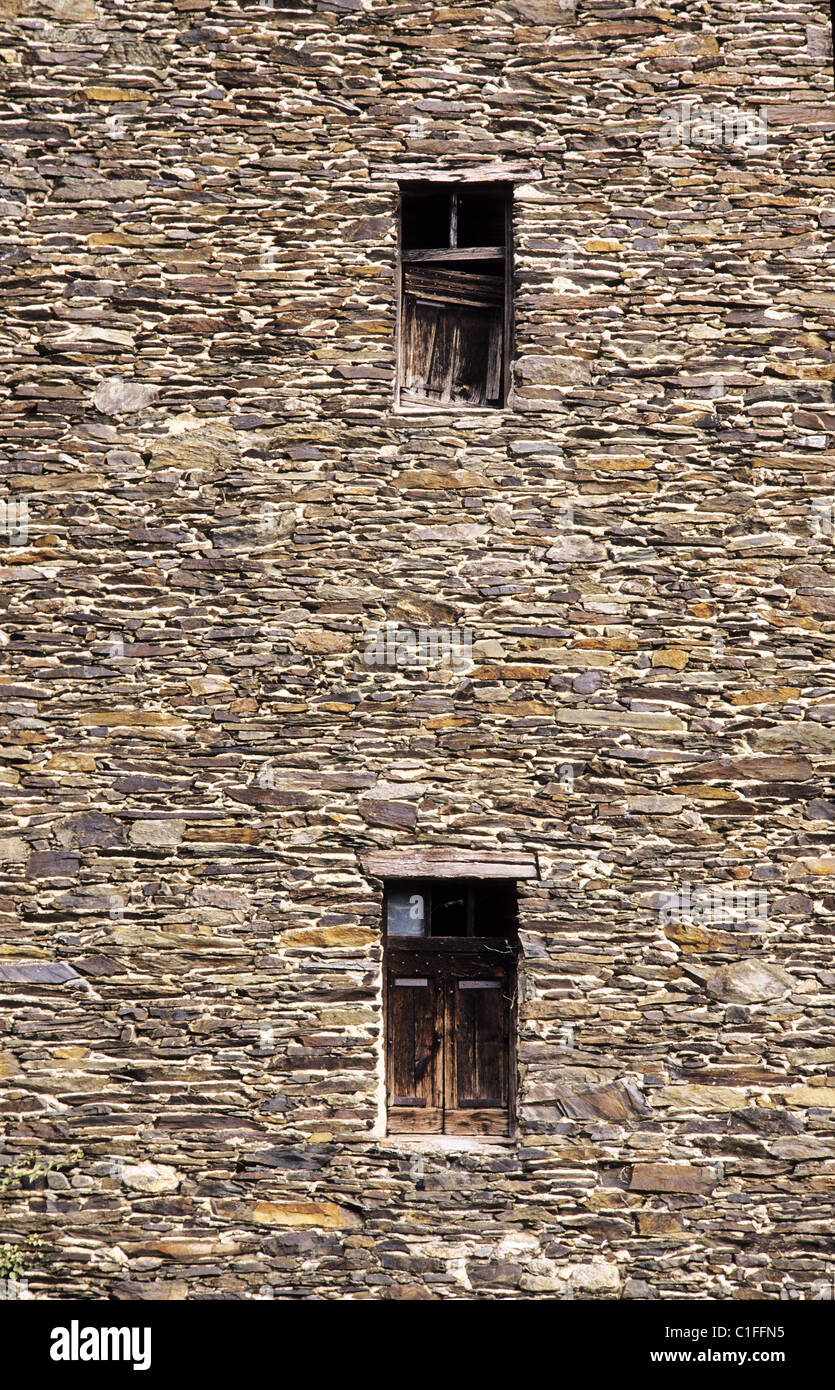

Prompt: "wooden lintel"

[402,246,504,263]
[390,166,540,183]
[361,848,539,880]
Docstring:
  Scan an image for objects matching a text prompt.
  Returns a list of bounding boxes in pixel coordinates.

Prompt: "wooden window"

[385,880,517,939]
[383,879,518,1136]
[396,181,513,409]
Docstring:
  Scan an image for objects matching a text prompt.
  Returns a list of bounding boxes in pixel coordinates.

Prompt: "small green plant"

[0,1149,83,1291]
[0,1234,43,1279]
[0,1148,83,1196]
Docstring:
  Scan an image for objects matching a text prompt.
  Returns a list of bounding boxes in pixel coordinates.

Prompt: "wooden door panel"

[447,306,496,406]
[451,977,507,1108]
[385,952,514,1138]
[403,298,441,399]
[386,973,443,1133]
[445,971,510,1137]
[401,296,502,406]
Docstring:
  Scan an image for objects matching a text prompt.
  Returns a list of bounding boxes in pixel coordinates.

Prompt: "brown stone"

[629,1164,717,1196]
[245,1201,360,1229]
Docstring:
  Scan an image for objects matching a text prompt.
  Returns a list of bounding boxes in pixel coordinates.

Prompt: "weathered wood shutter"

[401,269,504,406]
[386,973,443,1132]
[445,971,510,1137]
[386,956,512,1136]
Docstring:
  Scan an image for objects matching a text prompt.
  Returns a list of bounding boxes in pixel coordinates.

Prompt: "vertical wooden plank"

[449,188,458,249]
[502,189,513,409]
[423,305,440,388]
[485,312,502,402]
[394,184,402,407]
[433,970,444,1113]
[439,314,459,403]
[445,965,512,1135]
[443,969,454,1132]
[404,296,416,392]
[386,970,443,1132]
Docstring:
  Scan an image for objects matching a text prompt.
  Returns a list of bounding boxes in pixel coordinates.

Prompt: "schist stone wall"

[1,0,834,1301]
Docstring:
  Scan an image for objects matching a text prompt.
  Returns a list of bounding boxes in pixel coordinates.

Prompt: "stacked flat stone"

[0,0,833,1299]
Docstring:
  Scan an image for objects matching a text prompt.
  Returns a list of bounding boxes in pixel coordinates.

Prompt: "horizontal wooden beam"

[402,246,504,263]
[404,266,504,309]
[361,848,539,880]
[409,292,502,310]
[391,165,540,183]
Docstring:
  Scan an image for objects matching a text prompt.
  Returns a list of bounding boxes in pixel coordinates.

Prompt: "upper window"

[396,181,512,410]
[385,879,517,939]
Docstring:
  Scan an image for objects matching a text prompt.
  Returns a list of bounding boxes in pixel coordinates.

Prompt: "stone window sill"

[391,404,513,417]
[377,1134,515,1154]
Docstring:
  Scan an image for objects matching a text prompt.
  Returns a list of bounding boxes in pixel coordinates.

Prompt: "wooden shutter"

[401,268,504,406]
[384,948,515,1138]
[403,297,442,400]
[445,970,510,1136]
[385,972,443,1133]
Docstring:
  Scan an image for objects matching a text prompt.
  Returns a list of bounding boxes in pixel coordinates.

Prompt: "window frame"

[382,877,519,1138]
[394,180,514,412]
[383,878,518,942]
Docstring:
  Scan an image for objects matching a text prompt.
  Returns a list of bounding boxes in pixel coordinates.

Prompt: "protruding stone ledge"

[0,960,81,984]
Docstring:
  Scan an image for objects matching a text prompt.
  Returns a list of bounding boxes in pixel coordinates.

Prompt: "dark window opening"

[400,189,451,251]
[384,879,517,939]
[396,181,513,409]
[383,878,518,1137]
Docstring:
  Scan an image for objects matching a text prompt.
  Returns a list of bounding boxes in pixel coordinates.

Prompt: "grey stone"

[92,377,159,415]
[0,961,80,984]
[128,820,186,848]
[702,960,795,1004]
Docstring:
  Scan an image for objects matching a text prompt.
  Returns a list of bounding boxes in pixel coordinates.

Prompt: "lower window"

[383,879,517,1137]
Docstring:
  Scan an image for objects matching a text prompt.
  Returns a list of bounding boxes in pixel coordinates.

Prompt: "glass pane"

[387,889,426,937]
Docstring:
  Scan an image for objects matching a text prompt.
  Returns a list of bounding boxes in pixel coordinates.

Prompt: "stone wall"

[1,0,834,1300]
